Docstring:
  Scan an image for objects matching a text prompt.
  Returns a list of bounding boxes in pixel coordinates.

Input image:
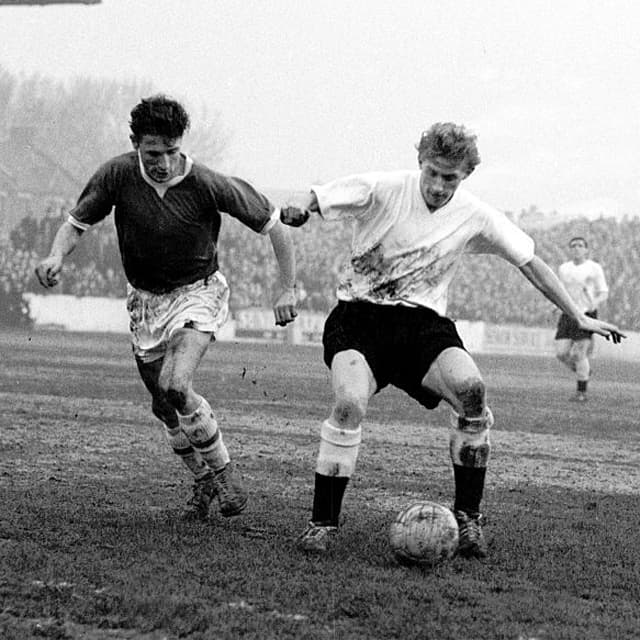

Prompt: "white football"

[389,501,459,566]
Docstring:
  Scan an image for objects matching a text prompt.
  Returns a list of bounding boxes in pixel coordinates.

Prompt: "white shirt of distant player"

[312,170,535,315]
[557,259,608,313]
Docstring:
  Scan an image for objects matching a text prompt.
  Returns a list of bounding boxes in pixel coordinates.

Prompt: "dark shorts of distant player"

[323,300,466,410]
[555,310,598,341]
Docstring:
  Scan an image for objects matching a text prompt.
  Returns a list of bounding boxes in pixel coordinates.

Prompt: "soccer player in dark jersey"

[35,95,299,521]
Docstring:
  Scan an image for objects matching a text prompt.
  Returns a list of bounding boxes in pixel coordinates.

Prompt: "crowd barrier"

[22,294,638,361]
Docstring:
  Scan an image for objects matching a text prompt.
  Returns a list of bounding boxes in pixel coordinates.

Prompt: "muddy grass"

[1,331,639,639]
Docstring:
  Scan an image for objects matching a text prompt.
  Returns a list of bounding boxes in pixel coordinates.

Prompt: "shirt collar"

[137,151,194,194]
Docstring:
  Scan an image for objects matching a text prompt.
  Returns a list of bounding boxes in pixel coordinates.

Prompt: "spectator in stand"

[0,241,37,327]
[35,94,299,521]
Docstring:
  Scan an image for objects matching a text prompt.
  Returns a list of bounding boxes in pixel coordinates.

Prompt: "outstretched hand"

[579,315,625,344]
[605,330,625,345]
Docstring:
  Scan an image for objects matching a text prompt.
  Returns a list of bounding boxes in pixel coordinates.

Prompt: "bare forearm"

[36,221,84,288]
[519,255,583,318]
[49,221,84,258]
[268,220,296,289]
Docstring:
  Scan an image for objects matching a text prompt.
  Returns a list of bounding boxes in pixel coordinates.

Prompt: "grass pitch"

[0,329,639,639]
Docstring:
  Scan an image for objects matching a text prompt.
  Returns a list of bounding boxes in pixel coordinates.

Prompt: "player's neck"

[426,194,454,213]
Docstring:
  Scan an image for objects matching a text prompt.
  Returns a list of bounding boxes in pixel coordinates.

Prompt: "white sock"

[316,420,361,477]
[449,407,492,467]
[164,425,210,479]
[179,398,230,472]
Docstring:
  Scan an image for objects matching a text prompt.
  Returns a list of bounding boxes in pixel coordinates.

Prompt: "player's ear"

[463,166,475,179]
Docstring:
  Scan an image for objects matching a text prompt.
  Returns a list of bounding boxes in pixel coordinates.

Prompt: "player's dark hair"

[569,236,588,248]
[416,123,481,174]
[129,95,190,141]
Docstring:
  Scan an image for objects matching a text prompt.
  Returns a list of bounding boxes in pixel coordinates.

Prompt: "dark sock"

[311,473,349,526]
[453,465,486,515]
[577,380,587,392]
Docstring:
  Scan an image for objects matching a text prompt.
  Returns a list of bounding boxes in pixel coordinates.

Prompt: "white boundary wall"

[23,294,638,361]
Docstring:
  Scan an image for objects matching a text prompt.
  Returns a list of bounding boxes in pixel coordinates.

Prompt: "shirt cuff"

[260,207,281,234]
[68,215,91,232]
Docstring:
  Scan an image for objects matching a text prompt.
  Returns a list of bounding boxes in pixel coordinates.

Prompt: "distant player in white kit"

[35,95,299,521]
[280,122,624,558]
[554,236,609,402]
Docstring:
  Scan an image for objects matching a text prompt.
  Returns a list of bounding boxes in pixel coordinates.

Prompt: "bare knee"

[151,397,178,427]
[331,396,367,429]
[159,375,190,413]
[453,376,485,417]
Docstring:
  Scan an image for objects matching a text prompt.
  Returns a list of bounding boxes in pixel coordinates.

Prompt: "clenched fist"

[280,206,311,227]
[35,256,63,288]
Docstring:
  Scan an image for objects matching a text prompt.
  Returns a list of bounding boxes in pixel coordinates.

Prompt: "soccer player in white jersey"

[35,95,299,521]
[554,236,609,402]
[280,122,624,558]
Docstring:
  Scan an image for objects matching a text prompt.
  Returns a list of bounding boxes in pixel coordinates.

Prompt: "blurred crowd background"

[2,207,638,331]
[0,68,637,332]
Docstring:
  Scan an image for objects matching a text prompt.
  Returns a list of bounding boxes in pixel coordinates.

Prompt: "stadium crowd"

[2,209,639,331]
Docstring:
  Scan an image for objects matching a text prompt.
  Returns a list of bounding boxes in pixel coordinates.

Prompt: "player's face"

[133,135,184,183]
[569,240,588,262]
[419,156,469,211]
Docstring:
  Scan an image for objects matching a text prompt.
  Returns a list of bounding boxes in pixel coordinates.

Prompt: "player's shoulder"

[335,169,413,185]
[558,260,572,271]
[188,161,233,187]
[586,258,605,272]
[454,187,504,218]
[89,151,137,183]
[363,169,418,193]
[186,158,215,179]
[315,169,412,198]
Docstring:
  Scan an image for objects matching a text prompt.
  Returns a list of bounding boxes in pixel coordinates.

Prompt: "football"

[389,502,459,566]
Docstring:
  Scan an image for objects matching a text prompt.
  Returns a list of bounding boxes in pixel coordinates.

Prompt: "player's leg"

[128,274,240,518]
[135,355,214,519]
[160,327,247,517]
[158,326,212,414]
[136,355,210,479]
[422,347,491,558]
[555,338,576,372]
[571,338,591,401]
[299,349,376,552]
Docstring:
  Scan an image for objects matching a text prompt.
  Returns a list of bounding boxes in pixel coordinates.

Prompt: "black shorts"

[555,310,597,341]
[322,300,466,409]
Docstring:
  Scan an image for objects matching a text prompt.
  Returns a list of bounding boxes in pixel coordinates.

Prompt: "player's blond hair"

[416,123,481,174]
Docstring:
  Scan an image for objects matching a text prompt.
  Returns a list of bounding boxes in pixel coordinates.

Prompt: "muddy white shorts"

[126,271,230,363]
